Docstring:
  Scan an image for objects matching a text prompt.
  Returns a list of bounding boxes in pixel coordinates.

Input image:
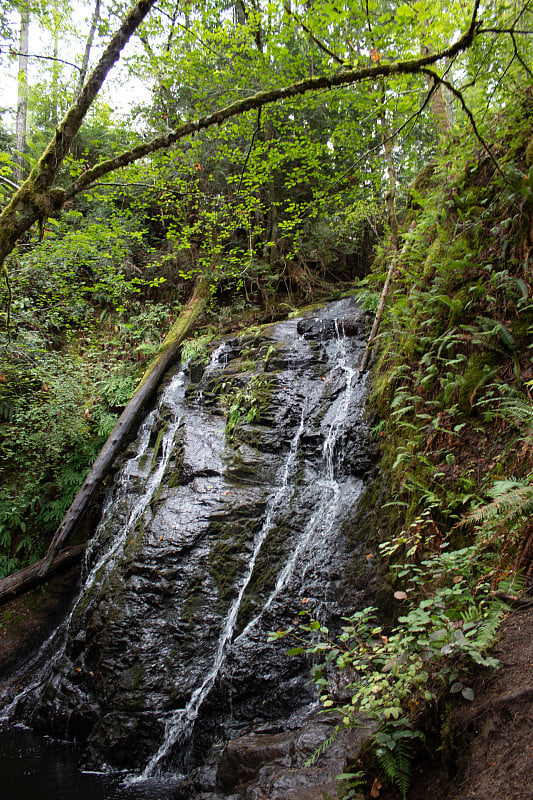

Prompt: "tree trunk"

[38,278,210,576]
[76,0,101,97]
[0,546,84,606]
[421,44,452,134]
[14,3,30,183]
[0,0,157,271]
[359,222,415,373]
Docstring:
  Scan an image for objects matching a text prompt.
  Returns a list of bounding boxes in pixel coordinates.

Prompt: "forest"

[0,0,532,798]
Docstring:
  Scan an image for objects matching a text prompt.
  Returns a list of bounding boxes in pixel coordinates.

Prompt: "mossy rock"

[208,519,258,606]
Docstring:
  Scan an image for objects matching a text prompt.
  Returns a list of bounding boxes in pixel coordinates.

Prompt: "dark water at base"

[0,725,178,800]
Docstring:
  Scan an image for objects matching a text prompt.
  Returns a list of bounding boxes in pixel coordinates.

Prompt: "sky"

[0,2,152,131]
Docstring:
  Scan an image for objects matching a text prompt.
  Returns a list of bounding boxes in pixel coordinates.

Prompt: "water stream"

[0,298,372,797]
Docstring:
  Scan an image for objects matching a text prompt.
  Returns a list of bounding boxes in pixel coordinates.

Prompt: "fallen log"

[36,277,210,577]
[358,222,415,373]
[0,545,84,606]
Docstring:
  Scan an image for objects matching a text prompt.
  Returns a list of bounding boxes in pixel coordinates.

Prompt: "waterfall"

[1,298,372,795]
[137,403,308,780]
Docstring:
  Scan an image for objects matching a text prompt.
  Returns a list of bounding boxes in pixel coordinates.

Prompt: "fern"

[499,398,533,427]
[475,602,506,653]
[304,725,341,767]
[460,476,533,528]
[375,728,414,800]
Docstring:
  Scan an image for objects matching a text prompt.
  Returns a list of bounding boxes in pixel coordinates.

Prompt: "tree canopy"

[0,0,531,271]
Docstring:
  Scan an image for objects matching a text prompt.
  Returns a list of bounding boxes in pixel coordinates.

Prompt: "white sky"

[0,3,152,130]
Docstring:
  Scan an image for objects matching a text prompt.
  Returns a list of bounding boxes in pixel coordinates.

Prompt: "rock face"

[8,299,373,796]
[208,713,374,800]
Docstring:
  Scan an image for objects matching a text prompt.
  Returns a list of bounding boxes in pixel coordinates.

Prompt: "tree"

[13,1,30,183]
[1,0,499,275]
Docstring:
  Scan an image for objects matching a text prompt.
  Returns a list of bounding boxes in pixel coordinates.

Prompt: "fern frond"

[304,725,340,767]
[499,398,533,428]
[376,736,412,800]
[459,479,533,528]
[476,603,506,652]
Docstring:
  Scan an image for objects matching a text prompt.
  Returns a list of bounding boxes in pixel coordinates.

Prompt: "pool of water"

[0,724,181,799]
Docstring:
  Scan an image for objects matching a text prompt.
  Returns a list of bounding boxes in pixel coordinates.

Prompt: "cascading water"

[1,298,374,798]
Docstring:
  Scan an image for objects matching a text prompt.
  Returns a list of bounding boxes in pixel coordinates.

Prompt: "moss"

[407,163,437,208]
[208,519,257,607]
[132,664,146,689]
[138,453,150,472]
[166,440,185,488]
[457,353,497,413]
[181,587,205,625]
[234,522,292,631]
[525,137,533,168]
[512,307,533,345]
[419,229,449,283]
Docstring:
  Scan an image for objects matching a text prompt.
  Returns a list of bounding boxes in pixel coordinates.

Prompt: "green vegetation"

[0,0,531,793]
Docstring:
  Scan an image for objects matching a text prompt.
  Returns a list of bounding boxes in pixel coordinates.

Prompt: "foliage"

[0,190,180,574]
[181,332,215,365]
[221,373,272,439]
[305,90,533,796]
[270,542,516,797]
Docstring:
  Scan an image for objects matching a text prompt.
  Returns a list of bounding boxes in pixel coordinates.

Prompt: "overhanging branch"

[65,0,481,201]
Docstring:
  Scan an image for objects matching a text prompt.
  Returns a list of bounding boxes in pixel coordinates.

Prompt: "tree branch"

[0,0,158,266]
[237,108,261,194]
[1,47,81,72]
[283,3,345,65]
[0,0,482,269]
[0,175,21,192]
[478,27,533,34]
[76,0,101,96]
[510,31,533,80]
[64,1,481,203]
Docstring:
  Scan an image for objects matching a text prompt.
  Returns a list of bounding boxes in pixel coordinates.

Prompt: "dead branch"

[0,545,84,605]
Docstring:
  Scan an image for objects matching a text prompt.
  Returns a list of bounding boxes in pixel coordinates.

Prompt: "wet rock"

[11,298,375,791]
[217,731,295,791]
[207,715,374,800]
[84,711,166,770]
[296,310,366,341]
[338,315,366,337]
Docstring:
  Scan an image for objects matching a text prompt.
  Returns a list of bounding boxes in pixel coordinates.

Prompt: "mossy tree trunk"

[0,0,157,269]
[38,278,210,576]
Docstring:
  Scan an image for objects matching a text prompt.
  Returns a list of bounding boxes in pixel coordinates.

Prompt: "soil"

[407,603,533,800]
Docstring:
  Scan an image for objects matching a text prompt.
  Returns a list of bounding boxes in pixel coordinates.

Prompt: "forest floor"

[407,603,533,800]
[0,581,531,800]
